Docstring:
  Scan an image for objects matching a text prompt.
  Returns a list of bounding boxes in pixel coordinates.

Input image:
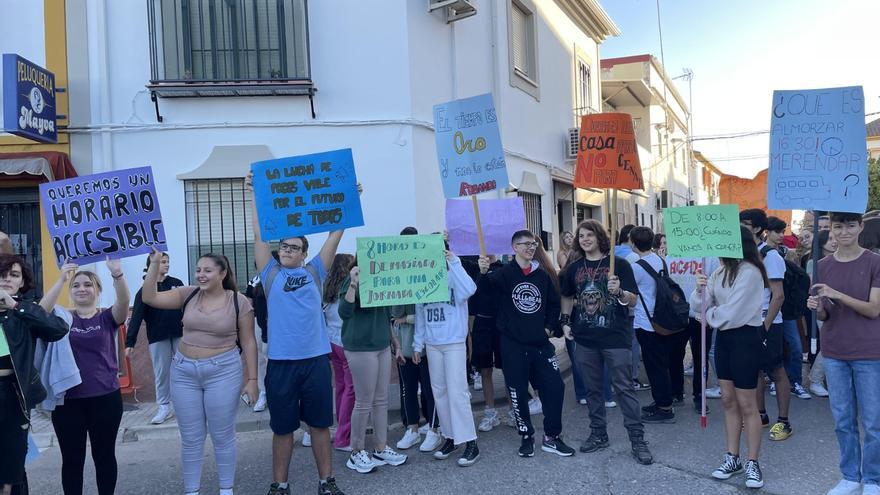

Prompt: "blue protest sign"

[768,86,867,213]
[2,53,57,143]
[251,148,364,240]
[40,166,167,266]
[433,93,508,198]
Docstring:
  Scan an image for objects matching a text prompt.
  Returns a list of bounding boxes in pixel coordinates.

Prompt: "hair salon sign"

[3,54,57,143]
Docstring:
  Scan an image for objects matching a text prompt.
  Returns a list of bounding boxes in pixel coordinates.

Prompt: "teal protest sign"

[356,235,449,308]
[767,86,867,213]
[664,204,743,259]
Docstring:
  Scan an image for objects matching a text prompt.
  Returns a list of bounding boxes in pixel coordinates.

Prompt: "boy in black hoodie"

[478,230,575,458]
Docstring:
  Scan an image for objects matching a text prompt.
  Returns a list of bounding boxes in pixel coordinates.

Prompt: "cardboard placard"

[251,148,364,240]
[446,197,525,256]
[574,113,644,190]
[663,204,743,259]
[356,235,449,308]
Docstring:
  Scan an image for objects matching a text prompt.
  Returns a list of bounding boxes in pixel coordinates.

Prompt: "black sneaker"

[759,412,770,427]
[641,407,675,424]
[541,435,575,457]
[711,452,744,480]
[457,440,480,467]
[672,394,685,405]
[579,431,609,453]
[268,483,291,495]
[745,459,764,489]
[518,435,535,457]
[633,379,651,391]
[641,402,657,413]
[318,477,345,495]
[630,436,653,465]
[432,438,457,460]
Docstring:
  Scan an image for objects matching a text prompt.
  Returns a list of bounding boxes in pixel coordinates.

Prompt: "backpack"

[636,258,691,335]
[760,245,810,320]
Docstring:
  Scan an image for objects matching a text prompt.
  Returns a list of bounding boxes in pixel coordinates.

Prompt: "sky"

[599,0,880,178]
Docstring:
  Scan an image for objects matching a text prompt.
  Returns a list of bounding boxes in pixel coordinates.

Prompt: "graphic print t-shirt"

[561,256,638,349]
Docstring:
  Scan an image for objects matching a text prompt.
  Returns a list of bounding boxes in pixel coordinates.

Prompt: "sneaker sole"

[746,480,764,488]
[641,416,676,424]
[396,440,419,450]
[457,454,480,467]
[711,469,742,480]
[433,451,455,460]
[345,459,375,474]
[478,419,501,432]
[769,434,792,441]
[374,457,407,466]
[518,451,535,458]
[632,453,654,465]
[541,445,574,457]
[579,442,609,453]
[420,443,442,452]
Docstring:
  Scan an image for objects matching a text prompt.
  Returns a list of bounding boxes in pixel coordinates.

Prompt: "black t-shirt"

[561,255,638,349]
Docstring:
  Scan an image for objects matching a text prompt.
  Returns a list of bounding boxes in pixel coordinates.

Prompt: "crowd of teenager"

[1,196,879,495]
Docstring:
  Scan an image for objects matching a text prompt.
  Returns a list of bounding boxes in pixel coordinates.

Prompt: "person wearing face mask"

[0,254,68,495]
[142,249,258,495]
[125,252,185,425]
[46,258,130,495]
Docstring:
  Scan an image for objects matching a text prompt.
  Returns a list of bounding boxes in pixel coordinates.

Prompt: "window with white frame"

[508,0,539,99]
[519,192,543,235]
[577,58,592,114]
[184,178,256,290]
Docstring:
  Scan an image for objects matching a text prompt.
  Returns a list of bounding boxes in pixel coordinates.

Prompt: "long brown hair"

[574,219,611,258]
[534,235,560,293]
[324,253,355,304]
[720,226,769,288]
[199,254,237,292]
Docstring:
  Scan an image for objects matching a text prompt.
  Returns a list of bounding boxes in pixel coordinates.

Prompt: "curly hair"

[574,219,611,257]
[324,253,355,304]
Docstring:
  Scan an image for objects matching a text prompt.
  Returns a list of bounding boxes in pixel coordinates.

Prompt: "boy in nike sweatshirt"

[413,251,480,466]
[477,230,575,459]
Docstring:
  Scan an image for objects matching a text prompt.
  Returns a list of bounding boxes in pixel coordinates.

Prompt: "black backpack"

[636,258,691,335]
[760,246,810,320]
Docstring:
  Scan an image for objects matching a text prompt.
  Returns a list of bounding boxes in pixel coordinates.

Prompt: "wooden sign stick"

[472,195,487,257]
[610,188,618,276]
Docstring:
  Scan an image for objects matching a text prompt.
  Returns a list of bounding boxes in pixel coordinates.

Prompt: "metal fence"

[0,189,44,295]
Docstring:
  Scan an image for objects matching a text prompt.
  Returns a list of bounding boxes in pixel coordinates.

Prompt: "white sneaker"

[418,423,429,434]
[151,404,173,425]
[811,382,830,398]
[705,387,722,399]
[604,401,617,409]
[253,392,267,412]
[506,409,517,428]
[578,398,587,405]
[420,430,443,452]
[473,373,483,391]
[769,382,777,396]
[792,383,812,400]
[862,483,880,495]
[346,450,376,474]
[528,398,542,416]
[396,429,421,450]
[372,447,407,466]
[827,479,862,495]
[478,408,500,432]
[301,431,311,447]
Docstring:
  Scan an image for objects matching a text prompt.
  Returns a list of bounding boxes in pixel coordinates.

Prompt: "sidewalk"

[31,339,573,448]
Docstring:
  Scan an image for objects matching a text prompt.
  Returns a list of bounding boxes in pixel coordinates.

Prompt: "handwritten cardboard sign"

[574,113,644,190]
[433,93,508,198]
[768,86,867,213]
[40,166,167,266]
[663,204,742,259]
[719,170,792,227]
[251,149,364,240]
[356,234,449,308]
[446,197,525,256]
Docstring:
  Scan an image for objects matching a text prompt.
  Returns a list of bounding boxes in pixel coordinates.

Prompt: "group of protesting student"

[1,189,878,495]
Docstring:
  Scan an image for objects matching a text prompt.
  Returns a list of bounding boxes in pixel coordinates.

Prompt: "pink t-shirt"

[818,250,880,360]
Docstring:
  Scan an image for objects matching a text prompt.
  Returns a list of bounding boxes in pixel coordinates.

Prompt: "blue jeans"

[782,319,804,386]
[825,357,880,485]
[566,339,612,401]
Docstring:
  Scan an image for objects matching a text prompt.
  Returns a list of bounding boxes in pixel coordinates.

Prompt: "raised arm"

[319,230,344,273]
[125,289,146,351]
[106,258,131,325]
[447,253,476,303]
[246,171,272,272]
[142,248,184,310]
[40,261,77,312]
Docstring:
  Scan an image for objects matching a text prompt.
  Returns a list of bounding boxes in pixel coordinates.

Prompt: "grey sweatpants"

[149,337,180,405]
[574,344,645,439]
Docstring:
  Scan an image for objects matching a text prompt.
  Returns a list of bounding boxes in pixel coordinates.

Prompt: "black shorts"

[714,325,763,390]
[266,355,334,434]
[471,316,502,370]
[0,378,28,485]
[761,323,784,373]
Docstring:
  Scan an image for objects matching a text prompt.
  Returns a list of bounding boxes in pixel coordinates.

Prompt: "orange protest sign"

[574,113,644,190]
[719,169,792,228]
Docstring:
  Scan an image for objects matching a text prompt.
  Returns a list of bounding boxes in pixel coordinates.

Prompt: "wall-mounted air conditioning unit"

[566,128,579,160]
[429,0,476,23]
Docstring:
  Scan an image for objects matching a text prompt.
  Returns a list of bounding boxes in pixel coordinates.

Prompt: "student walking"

[142,250,258,495]
[694,226,768,489]
[125,252,185,425]
[807,212,880,495]
[480,230,575,459]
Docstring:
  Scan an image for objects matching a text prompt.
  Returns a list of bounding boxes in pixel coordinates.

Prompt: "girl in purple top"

[47,258,130,495]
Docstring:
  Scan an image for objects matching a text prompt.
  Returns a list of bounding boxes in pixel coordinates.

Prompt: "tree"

[870,157,880,212]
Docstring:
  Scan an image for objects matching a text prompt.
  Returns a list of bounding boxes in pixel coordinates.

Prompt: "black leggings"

[398,357,439,428]
[51,389,123,495]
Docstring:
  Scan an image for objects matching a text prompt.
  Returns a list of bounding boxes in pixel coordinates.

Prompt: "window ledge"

[147,80,316,98]
[513,68,538,88]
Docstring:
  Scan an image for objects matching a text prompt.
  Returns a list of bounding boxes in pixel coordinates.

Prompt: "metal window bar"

[184,178,254,291]
[149,0,310,83]
[518,192,543,235]
[0,192,44,296]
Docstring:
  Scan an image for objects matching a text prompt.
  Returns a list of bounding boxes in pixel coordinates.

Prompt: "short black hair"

[511,229,535,244]
[280,236,309,253]
[740,208,768,235]
[619,224,636,245]
[767,216,787,233]
[400,226,418,235]
[629,226,654,252]
[830,212,863,224]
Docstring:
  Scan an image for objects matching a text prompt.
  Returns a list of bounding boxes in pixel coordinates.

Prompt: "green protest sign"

[356,234,449,308]
[664,204,743,259]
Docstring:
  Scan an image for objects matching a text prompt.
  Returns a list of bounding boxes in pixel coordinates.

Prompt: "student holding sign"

[692,225,769,489]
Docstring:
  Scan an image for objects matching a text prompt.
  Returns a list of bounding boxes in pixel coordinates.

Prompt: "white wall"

[0,0,46,136]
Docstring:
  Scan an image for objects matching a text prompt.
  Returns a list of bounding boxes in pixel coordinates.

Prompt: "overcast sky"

[599,0,880,178]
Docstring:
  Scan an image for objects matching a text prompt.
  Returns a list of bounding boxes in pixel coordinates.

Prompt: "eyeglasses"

[279,243,304,253]
[515,242,539,248]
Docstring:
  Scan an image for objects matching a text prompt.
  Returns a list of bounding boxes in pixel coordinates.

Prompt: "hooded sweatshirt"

[413,256,477,353]
[478,259,562,347]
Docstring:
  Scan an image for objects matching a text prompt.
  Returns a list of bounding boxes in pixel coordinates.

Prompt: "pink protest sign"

[446,198,525,256]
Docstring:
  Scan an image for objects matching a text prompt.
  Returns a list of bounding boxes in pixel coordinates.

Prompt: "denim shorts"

[266,355,333,434]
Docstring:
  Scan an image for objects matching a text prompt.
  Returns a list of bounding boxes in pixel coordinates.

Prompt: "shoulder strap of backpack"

[263,263,283,297]
[232,290,240,331]
[305,262,323,301]
[636,259,662,280]
[181,287,200,312]
[637,290,654,322]
[760,245,773,258]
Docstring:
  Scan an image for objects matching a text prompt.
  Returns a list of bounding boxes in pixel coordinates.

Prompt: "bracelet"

[248,378,257,381]
[112,272,124,280]
[559,313,571,326]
